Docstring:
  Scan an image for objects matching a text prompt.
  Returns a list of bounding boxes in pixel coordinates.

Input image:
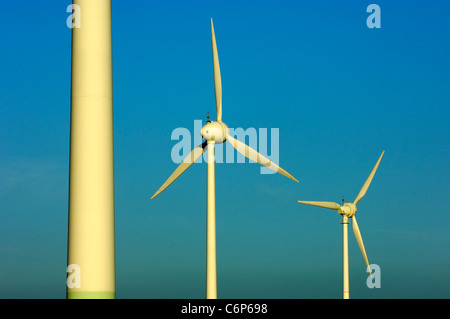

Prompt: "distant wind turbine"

[151,18,298,299]
[297,151,384,299]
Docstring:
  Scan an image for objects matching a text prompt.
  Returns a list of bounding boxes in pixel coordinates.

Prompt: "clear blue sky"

[0,0,449,299]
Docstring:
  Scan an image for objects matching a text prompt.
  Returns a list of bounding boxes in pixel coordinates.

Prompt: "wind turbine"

[297,151,384,299]
[151,18,298,299]
[67,0,115,299]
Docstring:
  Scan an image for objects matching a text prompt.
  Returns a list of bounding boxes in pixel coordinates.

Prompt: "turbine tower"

[151,18,298,299]
[297,151,384,299]
[67,0,115,299]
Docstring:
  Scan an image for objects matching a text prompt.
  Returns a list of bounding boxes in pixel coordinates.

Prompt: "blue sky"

[0,0,449,299]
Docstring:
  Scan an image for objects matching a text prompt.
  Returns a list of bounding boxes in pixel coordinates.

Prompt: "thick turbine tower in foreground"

[298,151,384,299]
[151,18,298,299]
[67,0,115,299]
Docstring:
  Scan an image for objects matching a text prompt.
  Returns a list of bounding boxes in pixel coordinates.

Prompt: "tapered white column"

[67,0,115,299]
[206,141,217,299]
[342,216,349,299]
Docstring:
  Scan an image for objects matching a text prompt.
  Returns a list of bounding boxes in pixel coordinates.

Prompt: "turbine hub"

[338,202,357,218]
[201,121,229,144]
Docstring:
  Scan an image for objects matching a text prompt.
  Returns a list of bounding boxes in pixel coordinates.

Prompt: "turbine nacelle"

[201,121,229,144]
[338,202,357,218]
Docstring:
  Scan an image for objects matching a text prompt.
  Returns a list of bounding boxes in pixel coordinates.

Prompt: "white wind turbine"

[151,18,298,299]
[297,151,384,299]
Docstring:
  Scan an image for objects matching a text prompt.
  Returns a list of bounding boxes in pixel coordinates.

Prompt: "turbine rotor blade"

[226,134,298,182]
[297,201,340,210]
[352,216,372,277]
[151,142,207,200]
[211,18,222,122]
[354,150,385,205]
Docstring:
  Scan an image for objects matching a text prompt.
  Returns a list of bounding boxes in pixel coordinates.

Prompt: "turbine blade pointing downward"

[226,134,298,182]
[353,151,385,205]
[211,18,222,122]
[297,201,341,210]
[352,215,372,277]
[151,142,207,200]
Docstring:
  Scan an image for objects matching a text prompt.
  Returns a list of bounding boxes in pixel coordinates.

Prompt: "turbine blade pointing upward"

[151,142,207,200]
[353,151,385,205]
[352,215,372,277]
[226,134,298,182]
[297,201,340,210]
[211,18,222,122]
